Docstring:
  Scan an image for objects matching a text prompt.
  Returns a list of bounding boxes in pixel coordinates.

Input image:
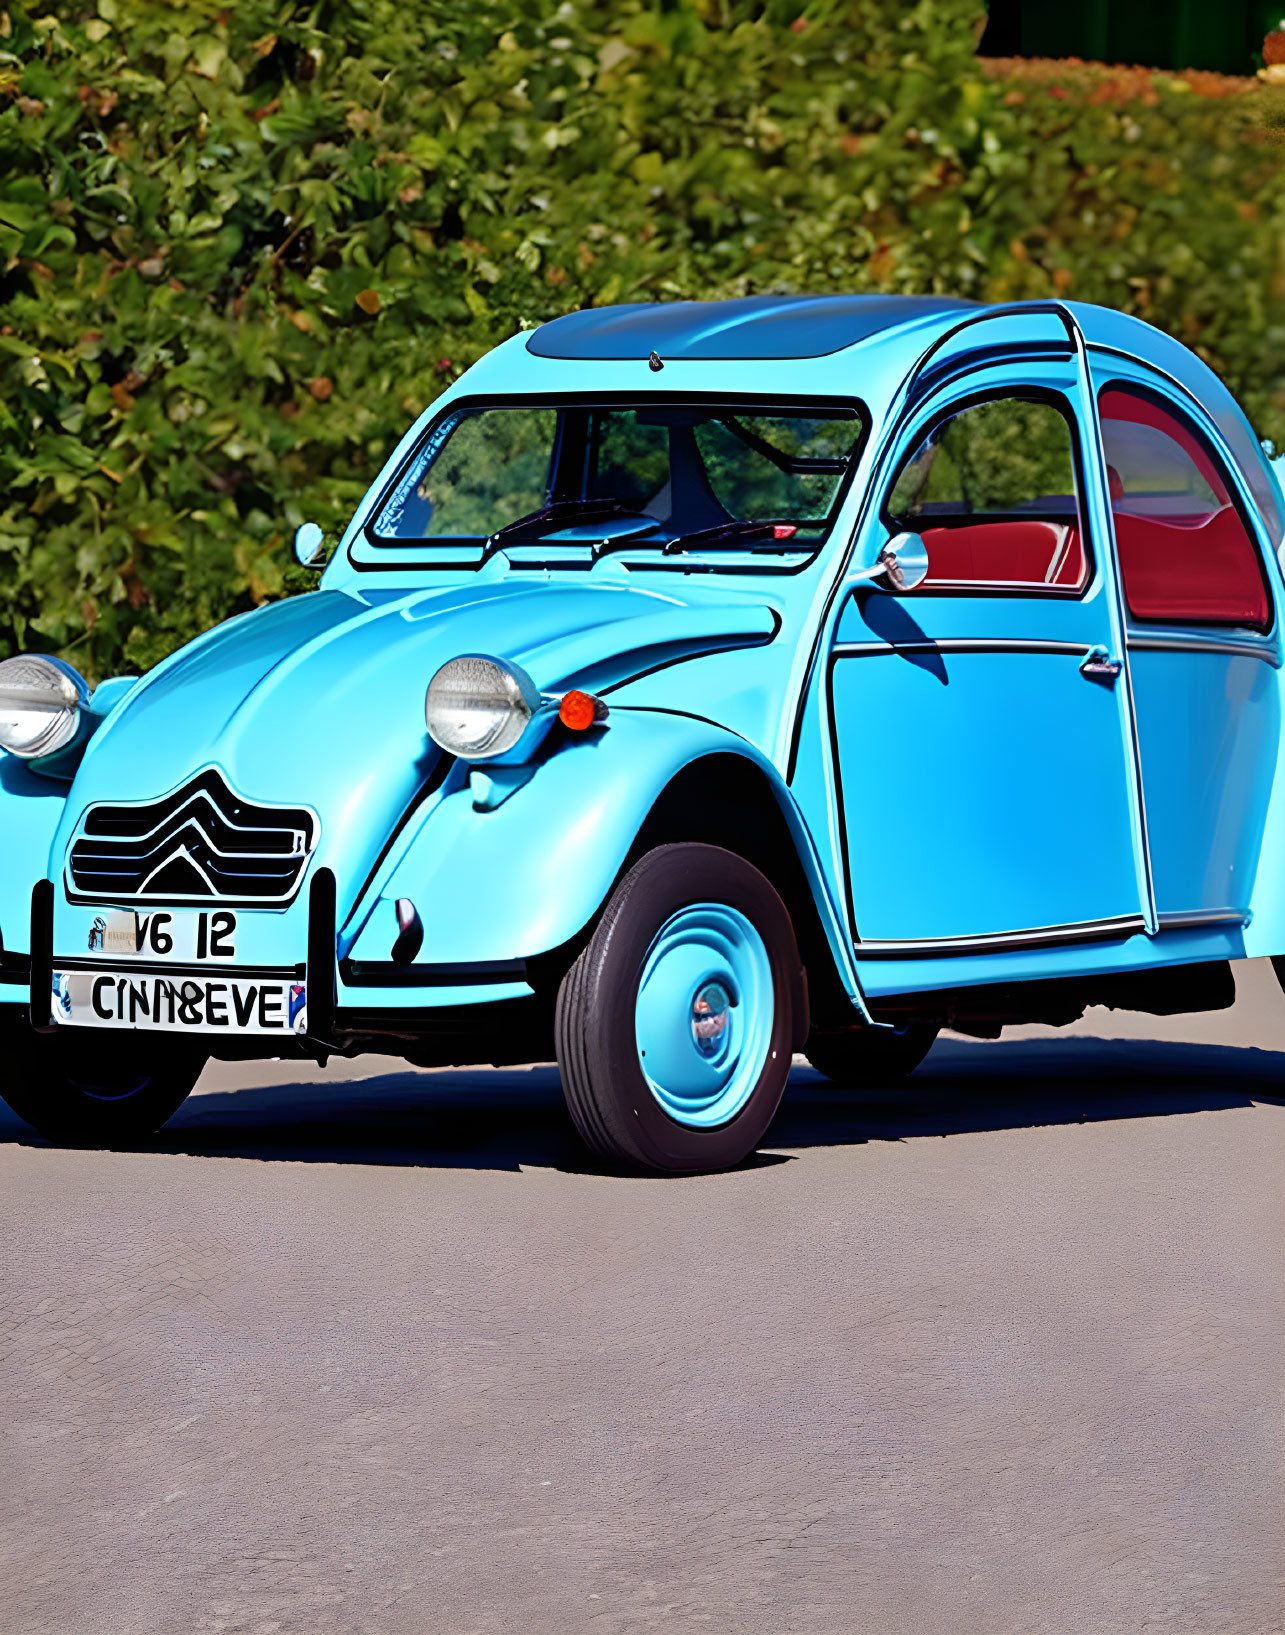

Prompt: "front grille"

[67,769,317,905]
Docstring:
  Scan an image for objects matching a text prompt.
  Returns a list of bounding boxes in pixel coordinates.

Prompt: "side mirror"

[293,521,327,567]
[851,531,930,595]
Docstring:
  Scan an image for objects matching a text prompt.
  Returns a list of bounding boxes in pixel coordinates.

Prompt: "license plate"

[87,908,239,962]
[52,970,307,1036]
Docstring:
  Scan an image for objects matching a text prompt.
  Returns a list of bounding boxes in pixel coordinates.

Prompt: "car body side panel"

[1130,648,1280,919]
[832,647,1144,942]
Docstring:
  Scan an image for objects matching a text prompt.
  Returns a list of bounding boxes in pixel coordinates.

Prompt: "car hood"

[54,578,775,895]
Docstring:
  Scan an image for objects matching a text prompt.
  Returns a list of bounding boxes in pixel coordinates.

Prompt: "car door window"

[1098,385,1271,630]
[885,395,1088,592]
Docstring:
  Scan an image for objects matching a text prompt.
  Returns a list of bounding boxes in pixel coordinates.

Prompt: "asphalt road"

[2,961,1283,1635]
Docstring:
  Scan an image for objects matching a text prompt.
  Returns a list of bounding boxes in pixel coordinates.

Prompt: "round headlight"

[0,655,86,759]
[424,655,539,760]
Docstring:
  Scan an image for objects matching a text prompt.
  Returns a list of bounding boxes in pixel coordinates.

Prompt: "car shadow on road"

[1,1034,1281,1173]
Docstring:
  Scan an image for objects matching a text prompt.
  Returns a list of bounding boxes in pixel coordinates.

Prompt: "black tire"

[805,1022,939,1087]
[556,843,806,1175]
[0,1024,206,1144]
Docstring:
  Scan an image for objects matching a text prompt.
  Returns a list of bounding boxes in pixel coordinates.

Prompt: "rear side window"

[885,396,1087,592]
[1099,386,1271,630]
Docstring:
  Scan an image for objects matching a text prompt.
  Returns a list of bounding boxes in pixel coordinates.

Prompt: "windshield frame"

[352,391,871,577]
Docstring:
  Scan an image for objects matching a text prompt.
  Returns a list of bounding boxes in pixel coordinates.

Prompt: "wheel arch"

[623,752,851,1031]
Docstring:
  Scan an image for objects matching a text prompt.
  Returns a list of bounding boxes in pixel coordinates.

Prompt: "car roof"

[505,294,1280,552]
[522,294,1231,383]
[525,294,978,361]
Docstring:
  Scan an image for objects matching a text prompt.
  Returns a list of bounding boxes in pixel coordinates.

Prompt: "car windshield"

[367,402,864,559]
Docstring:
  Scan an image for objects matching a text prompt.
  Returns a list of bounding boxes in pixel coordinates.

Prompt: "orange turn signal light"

[558,689,605,732]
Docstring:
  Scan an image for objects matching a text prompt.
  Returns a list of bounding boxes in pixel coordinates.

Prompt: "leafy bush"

[2,0,1284,679]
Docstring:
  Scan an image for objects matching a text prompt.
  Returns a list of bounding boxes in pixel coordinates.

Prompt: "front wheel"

[556,843,805,1175]
[0,1025,206,1145]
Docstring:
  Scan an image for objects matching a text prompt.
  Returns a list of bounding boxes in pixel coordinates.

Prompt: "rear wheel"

[556,843,804,1175]
[805,1022,939,1087]
[0,1024,206,1144]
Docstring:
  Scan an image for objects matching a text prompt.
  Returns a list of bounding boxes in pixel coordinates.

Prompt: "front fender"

[344,710,861,1016]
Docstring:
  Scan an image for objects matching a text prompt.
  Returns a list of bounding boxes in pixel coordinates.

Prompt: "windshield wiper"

[486,499,652,551]
[662,520,804,555]
[483,505,810,565]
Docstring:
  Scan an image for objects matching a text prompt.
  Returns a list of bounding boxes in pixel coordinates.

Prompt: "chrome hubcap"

[690,980,732,1059]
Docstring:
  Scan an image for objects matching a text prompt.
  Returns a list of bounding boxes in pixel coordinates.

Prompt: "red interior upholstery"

[920,521,1084,588]
[1098,387,1271,629]
[1113,507,1271,628]
[1099,389,1227,496]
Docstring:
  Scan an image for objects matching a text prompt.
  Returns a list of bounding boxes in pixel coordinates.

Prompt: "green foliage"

[407,408,556,540]
[2,0,1284,678]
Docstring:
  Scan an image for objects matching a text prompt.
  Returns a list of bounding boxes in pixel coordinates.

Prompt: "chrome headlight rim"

[0,654,88,760]
[424,653,541,762]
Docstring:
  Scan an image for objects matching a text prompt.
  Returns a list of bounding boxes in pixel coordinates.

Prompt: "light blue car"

[3,295,1284,1173]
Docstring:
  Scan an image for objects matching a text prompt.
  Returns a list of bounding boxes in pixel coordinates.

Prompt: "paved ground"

[2,961,1284,1635]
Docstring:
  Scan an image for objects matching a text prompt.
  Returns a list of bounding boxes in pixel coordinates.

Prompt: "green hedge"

[3,0,1285,679]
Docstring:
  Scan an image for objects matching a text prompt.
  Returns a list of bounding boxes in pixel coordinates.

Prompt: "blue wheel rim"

[634,902,775,1129]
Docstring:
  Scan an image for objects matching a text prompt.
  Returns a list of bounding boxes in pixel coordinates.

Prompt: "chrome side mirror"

[293,521,326,567]
[851,531,930,595]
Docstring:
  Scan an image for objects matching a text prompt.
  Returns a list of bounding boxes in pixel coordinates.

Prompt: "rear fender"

[343,709,870,1021]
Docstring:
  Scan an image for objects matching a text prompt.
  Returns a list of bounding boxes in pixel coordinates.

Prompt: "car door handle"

[1080,646,1122,683]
